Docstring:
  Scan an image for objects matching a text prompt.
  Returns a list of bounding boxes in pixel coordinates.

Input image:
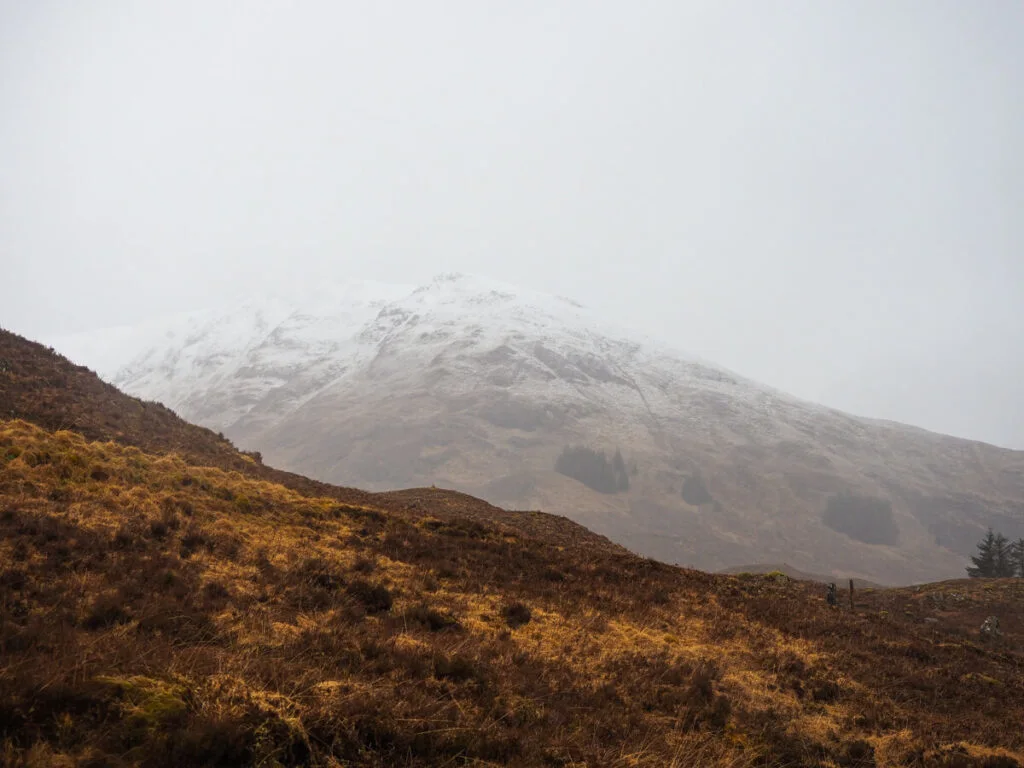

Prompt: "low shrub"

[502,601,532,629]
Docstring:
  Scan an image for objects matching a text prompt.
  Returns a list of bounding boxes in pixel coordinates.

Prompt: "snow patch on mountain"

[52,272,837,439]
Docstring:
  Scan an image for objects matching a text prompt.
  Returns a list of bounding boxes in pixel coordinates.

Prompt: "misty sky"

[1,2,1022,448]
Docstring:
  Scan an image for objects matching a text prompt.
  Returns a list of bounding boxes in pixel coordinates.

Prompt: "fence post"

[849,578,855,610]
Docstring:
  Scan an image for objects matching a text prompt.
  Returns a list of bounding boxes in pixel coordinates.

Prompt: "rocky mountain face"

[53,273,1024,584]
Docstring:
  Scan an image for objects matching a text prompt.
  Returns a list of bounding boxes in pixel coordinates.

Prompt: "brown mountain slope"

[0,329,245,466]
[1,418,1023,767]
[65,276,1024,585]
[0,328,618,555]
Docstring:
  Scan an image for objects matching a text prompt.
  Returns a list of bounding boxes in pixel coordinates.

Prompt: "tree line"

[554,446,629,495]
[967,528,1024,578]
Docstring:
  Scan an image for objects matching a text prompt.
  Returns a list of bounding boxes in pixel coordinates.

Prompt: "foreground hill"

[53,274,1024,584]
[2,419,1023,767]
[2,328,1024,766]
[0,329,615,553]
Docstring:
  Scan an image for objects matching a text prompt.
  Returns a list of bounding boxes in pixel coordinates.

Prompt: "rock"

[980,615,1001,639]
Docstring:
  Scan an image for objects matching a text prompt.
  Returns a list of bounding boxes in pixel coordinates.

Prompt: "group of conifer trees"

[967,528,1024,578]
[554,446,630,494]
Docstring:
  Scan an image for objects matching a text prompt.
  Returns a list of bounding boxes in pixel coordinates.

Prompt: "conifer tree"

[967,529,997,577]
[993,532,1015,577]
[1012,538,1024,578]
[554,446,630,495]
[612,449,629,492]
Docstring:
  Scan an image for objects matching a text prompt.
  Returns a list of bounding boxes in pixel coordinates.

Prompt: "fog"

[1,2,1022,447]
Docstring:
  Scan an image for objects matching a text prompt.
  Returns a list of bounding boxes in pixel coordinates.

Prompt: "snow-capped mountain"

[53,273,1024,584]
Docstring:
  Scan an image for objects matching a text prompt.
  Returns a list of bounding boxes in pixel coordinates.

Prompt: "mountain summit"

[54,273,1024,584]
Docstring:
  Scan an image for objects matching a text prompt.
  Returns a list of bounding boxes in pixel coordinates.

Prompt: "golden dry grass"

[2,419,1023,767]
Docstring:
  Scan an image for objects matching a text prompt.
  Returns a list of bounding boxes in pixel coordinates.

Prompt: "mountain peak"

[414,272,589,312]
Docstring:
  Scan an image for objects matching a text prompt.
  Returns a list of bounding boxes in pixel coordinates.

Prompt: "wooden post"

[849,578,855,610]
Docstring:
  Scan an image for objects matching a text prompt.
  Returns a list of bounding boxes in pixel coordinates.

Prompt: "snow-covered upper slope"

[54,278,420,425]
[55,278,414,376]
[53,272,825,434]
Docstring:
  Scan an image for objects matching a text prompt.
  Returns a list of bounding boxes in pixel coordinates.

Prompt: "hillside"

[0,329,616,553]
[53,273,1024,585]
[717,564,883,590]
[3,424,1024,766]
[2,328,1024,766]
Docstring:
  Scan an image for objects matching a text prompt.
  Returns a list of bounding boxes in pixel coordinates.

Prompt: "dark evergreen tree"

[611,449,629,492]
[993,532,1016,577]
[681,474,714,506]
[1012,538,1024,578]
[821,493,898,546]
[967,528,998,577]
[554,446,626,495]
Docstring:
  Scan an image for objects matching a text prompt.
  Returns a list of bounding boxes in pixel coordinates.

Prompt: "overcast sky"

[1,2,1022,448]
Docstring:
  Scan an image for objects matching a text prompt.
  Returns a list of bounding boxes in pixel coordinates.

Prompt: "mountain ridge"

[46,274,1024,585]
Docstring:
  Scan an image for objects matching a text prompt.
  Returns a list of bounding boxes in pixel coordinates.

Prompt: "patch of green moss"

[95,675,190,730]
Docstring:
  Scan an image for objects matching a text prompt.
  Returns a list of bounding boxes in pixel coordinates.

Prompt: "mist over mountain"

[54,273,1024,585]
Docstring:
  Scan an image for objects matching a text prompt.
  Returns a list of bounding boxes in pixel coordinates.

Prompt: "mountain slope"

[2,405,1024,764]
[51,274,1024,584]
[0,328,621,554]
[3,323,1024,766]
[717,564,882,589]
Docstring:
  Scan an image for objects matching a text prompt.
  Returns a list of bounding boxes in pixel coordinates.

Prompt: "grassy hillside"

[718,564,883,589]
[0,329,623,552]
[2,329,1023,766]
[2,419,1023,767]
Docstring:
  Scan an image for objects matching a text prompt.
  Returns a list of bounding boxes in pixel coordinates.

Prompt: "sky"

[1,1,1022,448]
